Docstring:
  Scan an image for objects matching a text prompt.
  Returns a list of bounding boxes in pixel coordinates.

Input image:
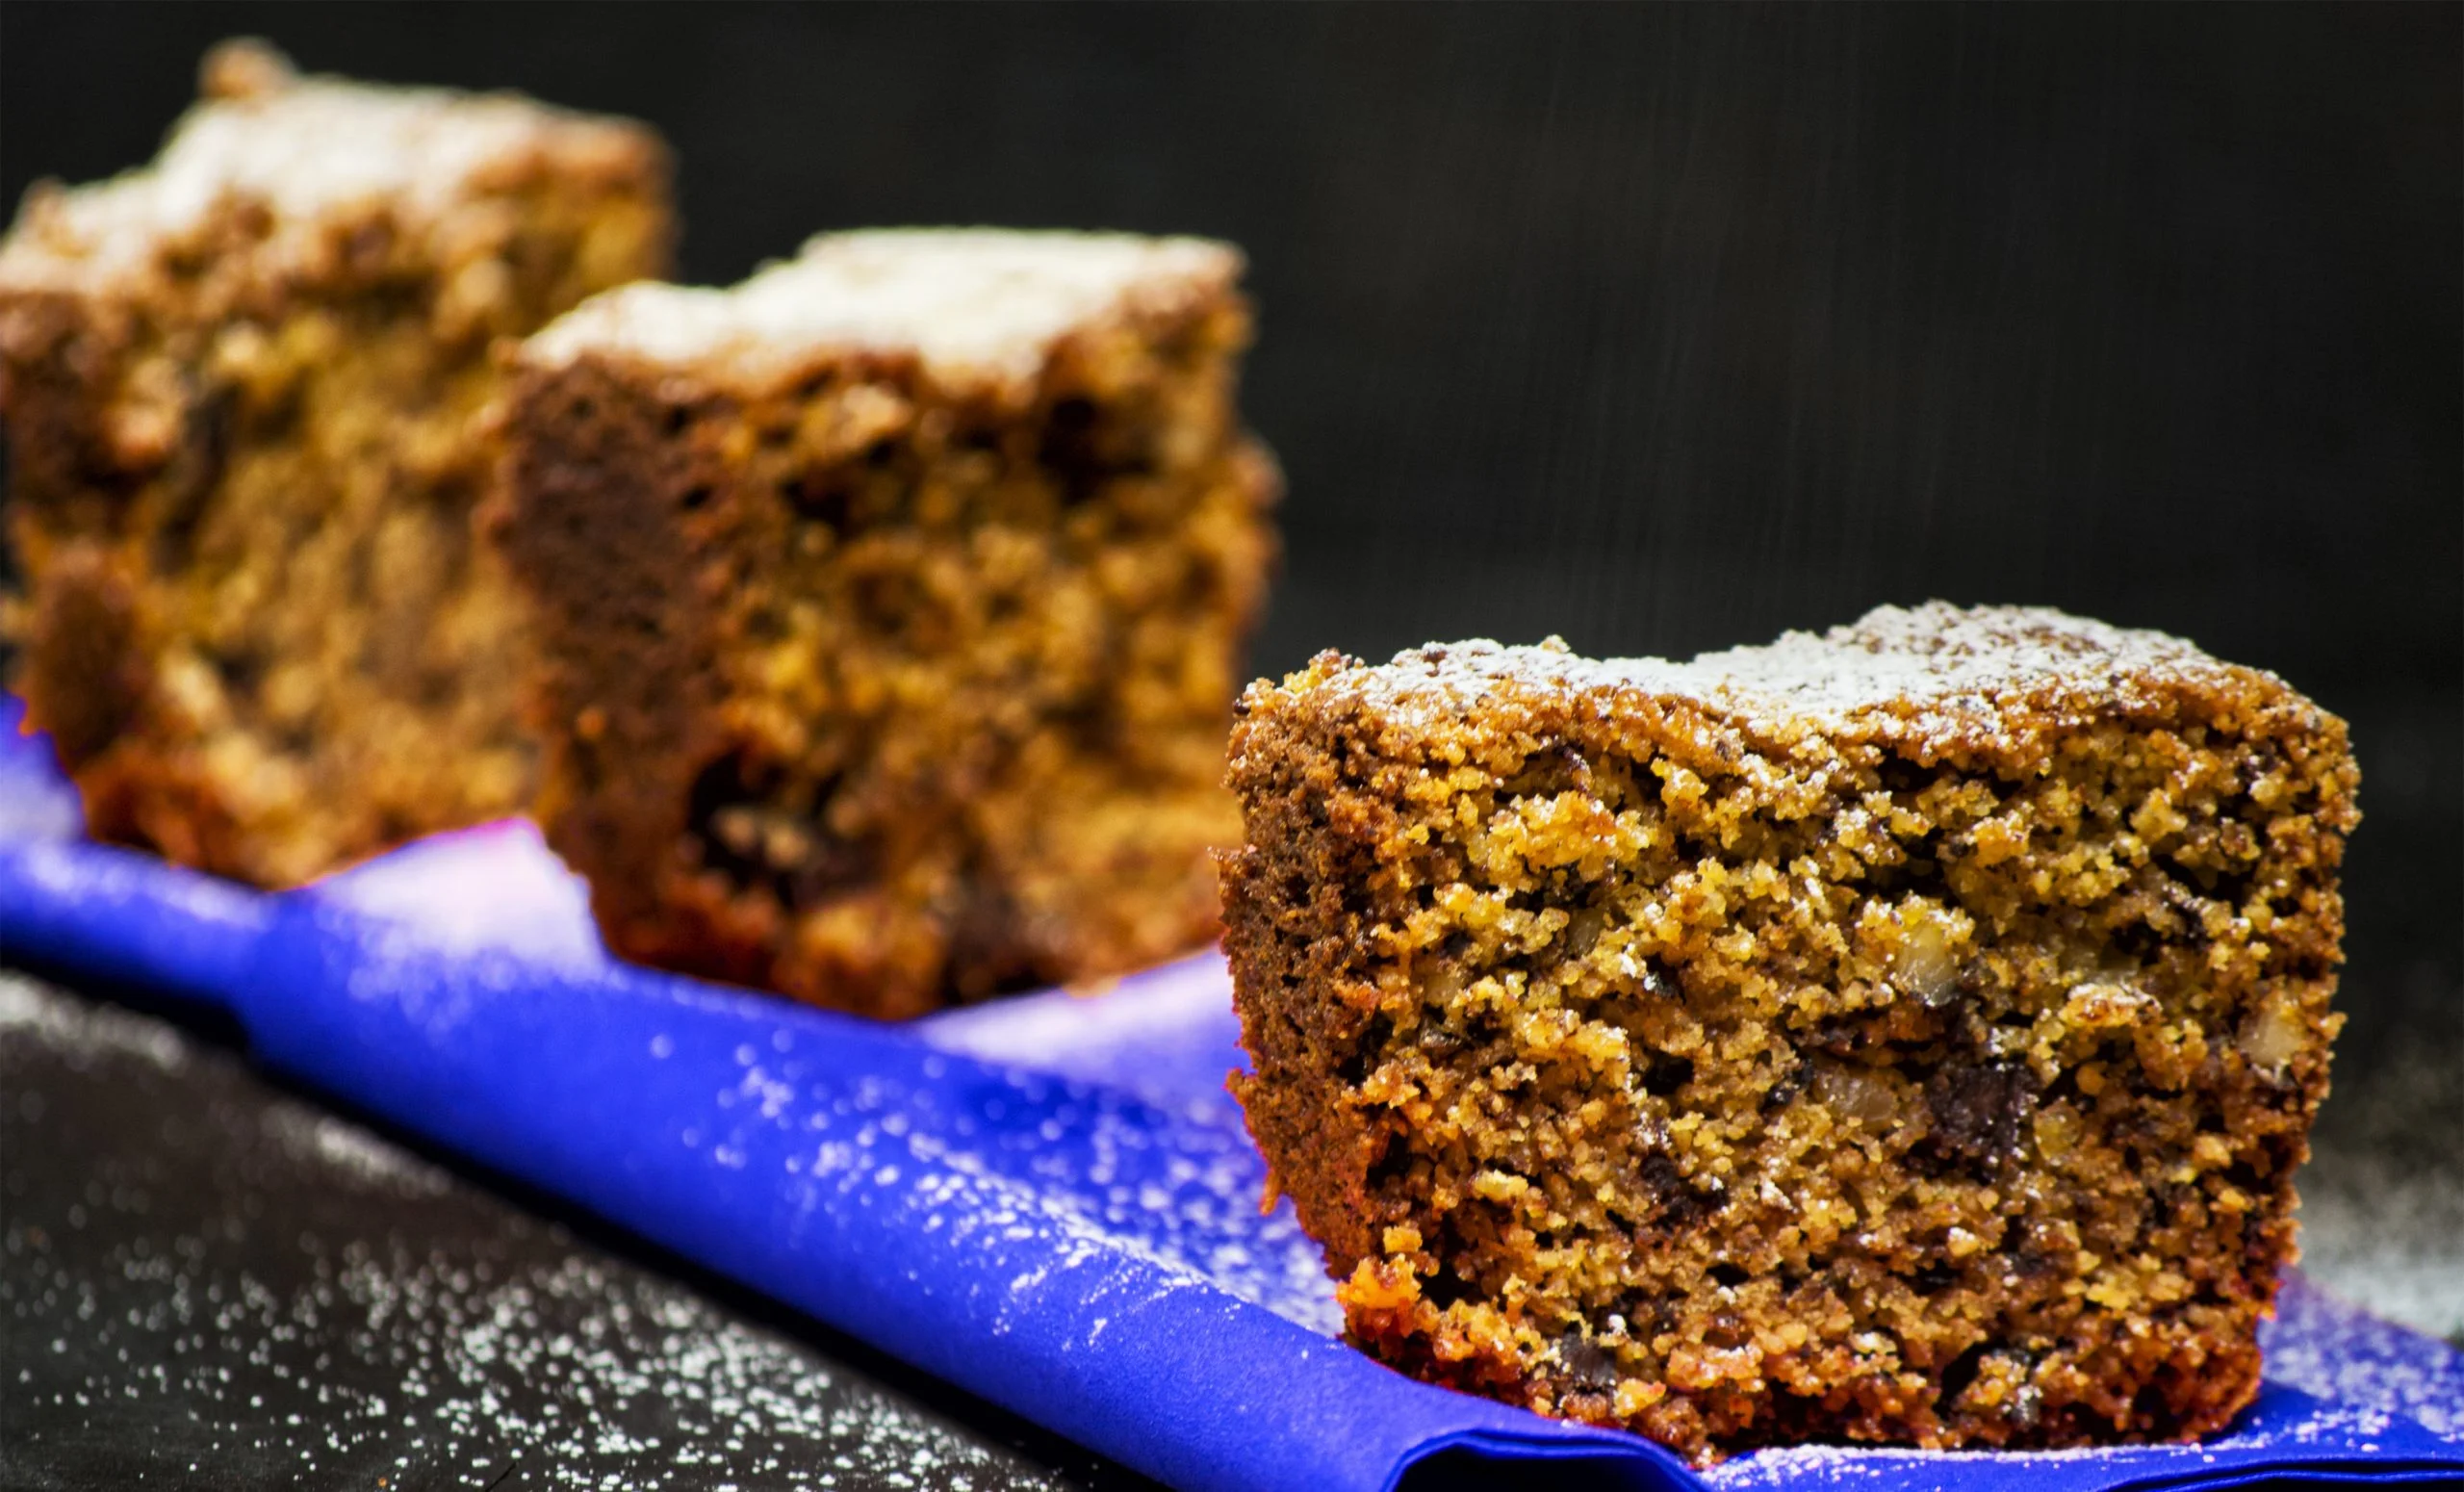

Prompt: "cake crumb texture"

[1221,604,2357,1460]
[0,41,672,886]
[495,227,1278,1018]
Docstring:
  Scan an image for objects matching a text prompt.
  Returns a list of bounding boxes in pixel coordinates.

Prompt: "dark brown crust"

[1219,756,1395,1270]
[498,273,1277,1018]
[489,354,753,984]
[0,289,127,526]
[18,539,144,769]
[1223,619,2356,1461]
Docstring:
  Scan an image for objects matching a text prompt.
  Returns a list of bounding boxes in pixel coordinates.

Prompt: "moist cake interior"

[1223,607,2356,1458]
[0,42,668,885]
[499,231,1278,1016]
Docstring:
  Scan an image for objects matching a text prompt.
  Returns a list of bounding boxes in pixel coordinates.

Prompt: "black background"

[2,4,2455,1067]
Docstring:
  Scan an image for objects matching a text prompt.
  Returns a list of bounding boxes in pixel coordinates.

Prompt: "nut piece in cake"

[493,229,1281,1018]
[0,40,672,886]
[1220,604,2357,1460]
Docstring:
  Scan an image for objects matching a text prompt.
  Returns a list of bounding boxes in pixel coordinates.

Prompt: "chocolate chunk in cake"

[0,40,672,885]
[494,228,1280,1018]
[1221,603,2357,1460]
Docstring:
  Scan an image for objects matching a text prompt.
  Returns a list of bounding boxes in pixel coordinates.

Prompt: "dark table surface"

[5,961,2458,1491]
[0,970,1162,1492]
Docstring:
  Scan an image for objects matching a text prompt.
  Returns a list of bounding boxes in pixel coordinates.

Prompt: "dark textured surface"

[0,971,1158,1492]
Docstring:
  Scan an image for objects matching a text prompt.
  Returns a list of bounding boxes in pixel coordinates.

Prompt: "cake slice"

[1221,604,2357,1459]
[0,41,671,886]
[493,229,1280,1018]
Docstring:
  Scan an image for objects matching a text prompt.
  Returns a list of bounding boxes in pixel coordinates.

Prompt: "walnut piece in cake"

[1221,604,2357,1460]
[493,229,1280,1018]
[0,40,671,885]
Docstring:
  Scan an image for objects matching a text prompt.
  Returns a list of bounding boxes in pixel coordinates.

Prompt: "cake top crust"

[522,228,1242,395]
[1270,603,2316,759]
[0,40,654,294]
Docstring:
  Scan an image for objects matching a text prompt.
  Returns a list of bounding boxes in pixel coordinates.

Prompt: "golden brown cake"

[493,229,1280,1018]
[1220,604,2357,1460]
[0,41,671,886]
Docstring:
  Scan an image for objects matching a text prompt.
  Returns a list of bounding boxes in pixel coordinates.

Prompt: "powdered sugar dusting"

[259,1105,455,1198]
[674,1014,1341,1338]
[3,974,1075,1489]
[2265,1274,2464,1441]
[0,972,189,1073]
[526,228,1238,394]
[0,47,645,292]
[1,836,270,945]
[1315,603,2279,752]
[0,717,80,840]
[917,951,1246,1120]
[313,818,607,969]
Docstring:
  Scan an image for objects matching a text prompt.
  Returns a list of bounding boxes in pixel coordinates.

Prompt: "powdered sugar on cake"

[525,228,1240,394]
[0,43,647,292]
[1326,603,2284,751]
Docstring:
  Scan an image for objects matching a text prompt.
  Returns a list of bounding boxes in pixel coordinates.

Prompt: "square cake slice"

[494,228,1280,1018]
[1221,604,2357,1459]
[0,41,671,886]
